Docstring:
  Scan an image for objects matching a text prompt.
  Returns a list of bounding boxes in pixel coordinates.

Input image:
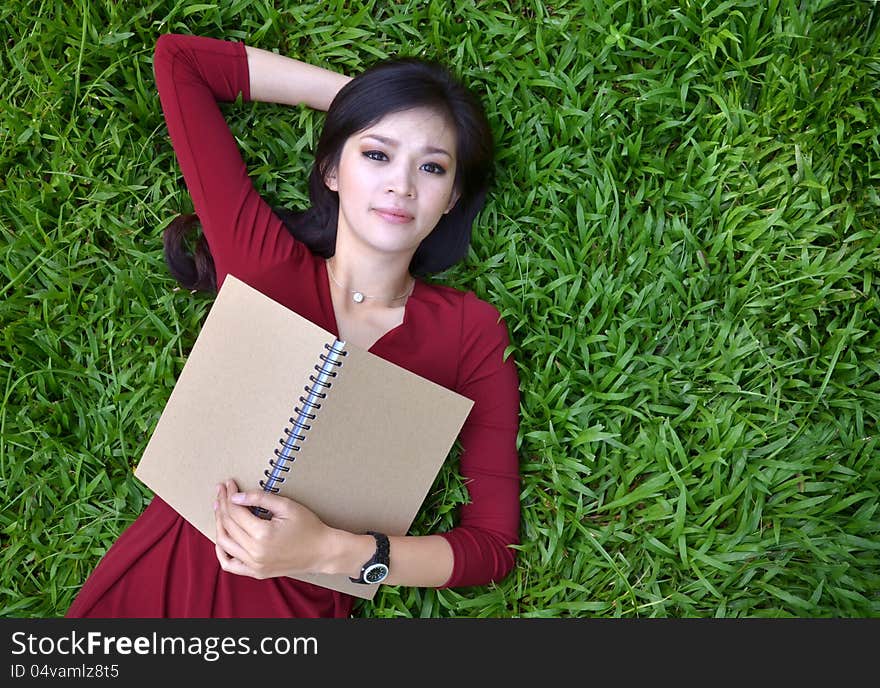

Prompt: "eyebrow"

[360,134,452,158]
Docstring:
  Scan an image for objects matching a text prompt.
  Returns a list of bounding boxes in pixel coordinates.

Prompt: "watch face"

[363,563,389,584]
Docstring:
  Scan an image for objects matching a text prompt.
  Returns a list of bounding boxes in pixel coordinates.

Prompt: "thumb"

[230,489,291,518]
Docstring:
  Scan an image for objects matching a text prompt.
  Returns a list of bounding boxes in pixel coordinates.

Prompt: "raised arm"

[153,34,348,289]
[245,45,351,109]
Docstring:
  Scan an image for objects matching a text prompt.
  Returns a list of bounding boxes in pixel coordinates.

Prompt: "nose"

[385,162,415,198]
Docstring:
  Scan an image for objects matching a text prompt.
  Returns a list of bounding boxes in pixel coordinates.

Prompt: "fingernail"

[213,500,218,511]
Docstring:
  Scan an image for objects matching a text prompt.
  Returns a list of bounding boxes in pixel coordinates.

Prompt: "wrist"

[322,529,376,578]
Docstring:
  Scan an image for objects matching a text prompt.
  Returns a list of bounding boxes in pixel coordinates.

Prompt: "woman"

[66,31,520,618]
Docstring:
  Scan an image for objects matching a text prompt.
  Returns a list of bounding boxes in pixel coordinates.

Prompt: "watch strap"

[349,531,390,584]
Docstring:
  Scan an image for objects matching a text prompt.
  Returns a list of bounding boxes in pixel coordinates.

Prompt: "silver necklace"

[326,260,414,305]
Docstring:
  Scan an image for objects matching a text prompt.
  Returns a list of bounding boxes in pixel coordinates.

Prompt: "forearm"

[244,45,351,110]
[324,529,454,588]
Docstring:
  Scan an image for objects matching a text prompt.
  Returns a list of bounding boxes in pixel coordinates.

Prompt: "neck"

[326,251,414,307]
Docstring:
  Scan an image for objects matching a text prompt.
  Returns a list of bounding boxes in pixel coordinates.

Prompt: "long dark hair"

[164,56,494,293]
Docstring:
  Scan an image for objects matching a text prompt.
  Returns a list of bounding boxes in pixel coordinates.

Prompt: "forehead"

[357,107,457,154]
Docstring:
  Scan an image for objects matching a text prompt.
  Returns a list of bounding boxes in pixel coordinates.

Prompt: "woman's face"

[326,107,460,260]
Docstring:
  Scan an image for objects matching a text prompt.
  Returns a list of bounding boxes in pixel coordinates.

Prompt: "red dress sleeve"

[438,293,521,587]
[153,33,304,289]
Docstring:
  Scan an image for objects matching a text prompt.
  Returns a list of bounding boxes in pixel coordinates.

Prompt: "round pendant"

[352,291,365,304]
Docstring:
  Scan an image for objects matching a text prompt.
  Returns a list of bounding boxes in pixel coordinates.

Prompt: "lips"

[372,207,414,224]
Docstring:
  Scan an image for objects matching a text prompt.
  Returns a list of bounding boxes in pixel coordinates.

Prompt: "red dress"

[66,34,520,618]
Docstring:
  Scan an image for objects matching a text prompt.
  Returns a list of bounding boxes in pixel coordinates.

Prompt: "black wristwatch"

[350,531,390,584]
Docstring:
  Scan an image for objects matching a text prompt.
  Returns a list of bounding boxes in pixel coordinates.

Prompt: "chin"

[365,228,428,253]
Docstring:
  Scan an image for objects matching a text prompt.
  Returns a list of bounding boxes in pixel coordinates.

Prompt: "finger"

[214,541,257,578]
[215,496,256,565]
[214,513,267,581]
[214,514,240,569]
[228,485,294,519]
[218,487,257,546]
[218,481,278,541]
[217,483,252,539]
[215,525,255,569]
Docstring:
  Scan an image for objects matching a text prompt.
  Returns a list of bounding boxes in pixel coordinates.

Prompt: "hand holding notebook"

[212,477,347,580]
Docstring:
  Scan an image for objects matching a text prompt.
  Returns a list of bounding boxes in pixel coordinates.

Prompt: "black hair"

[164,56,494,293]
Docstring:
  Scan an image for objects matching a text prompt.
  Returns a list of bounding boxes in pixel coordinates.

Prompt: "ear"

[323,167,339,192]
[444,189,461,214]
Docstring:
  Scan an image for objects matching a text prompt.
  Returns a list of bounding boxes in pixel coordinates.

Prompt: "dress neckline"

[320,258,418,353]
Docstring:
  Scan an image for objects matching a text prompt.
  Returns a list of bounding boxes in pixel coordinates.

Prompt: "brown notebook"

[134,274,474,600]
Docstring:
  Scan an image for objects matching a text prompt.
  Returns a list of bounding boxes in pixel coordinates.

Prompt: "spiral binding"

[252,339,348,519]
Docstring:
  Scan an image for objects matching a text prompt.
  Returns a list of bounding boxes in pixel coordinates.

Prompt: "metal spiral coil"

[257,338,347,508]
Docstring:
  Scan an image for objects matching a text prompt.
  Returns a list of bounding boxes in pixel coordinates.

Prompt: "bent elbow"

[439,526,519,588]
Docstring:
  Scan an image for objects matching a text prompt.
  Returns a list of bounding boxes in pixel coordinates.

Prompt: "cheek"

[337,169,371,200]
[335,151,371,192]
[420,170,451,192]
[429,183,457,213]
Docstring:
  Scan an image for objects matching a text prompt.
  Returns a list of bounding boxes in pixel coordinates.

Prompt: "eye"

[421,162,446,175]
[363,150,387,162]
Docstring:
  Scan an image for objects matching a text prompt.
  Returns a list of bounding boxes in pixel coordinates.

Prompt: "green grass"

[2,0,878,618]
